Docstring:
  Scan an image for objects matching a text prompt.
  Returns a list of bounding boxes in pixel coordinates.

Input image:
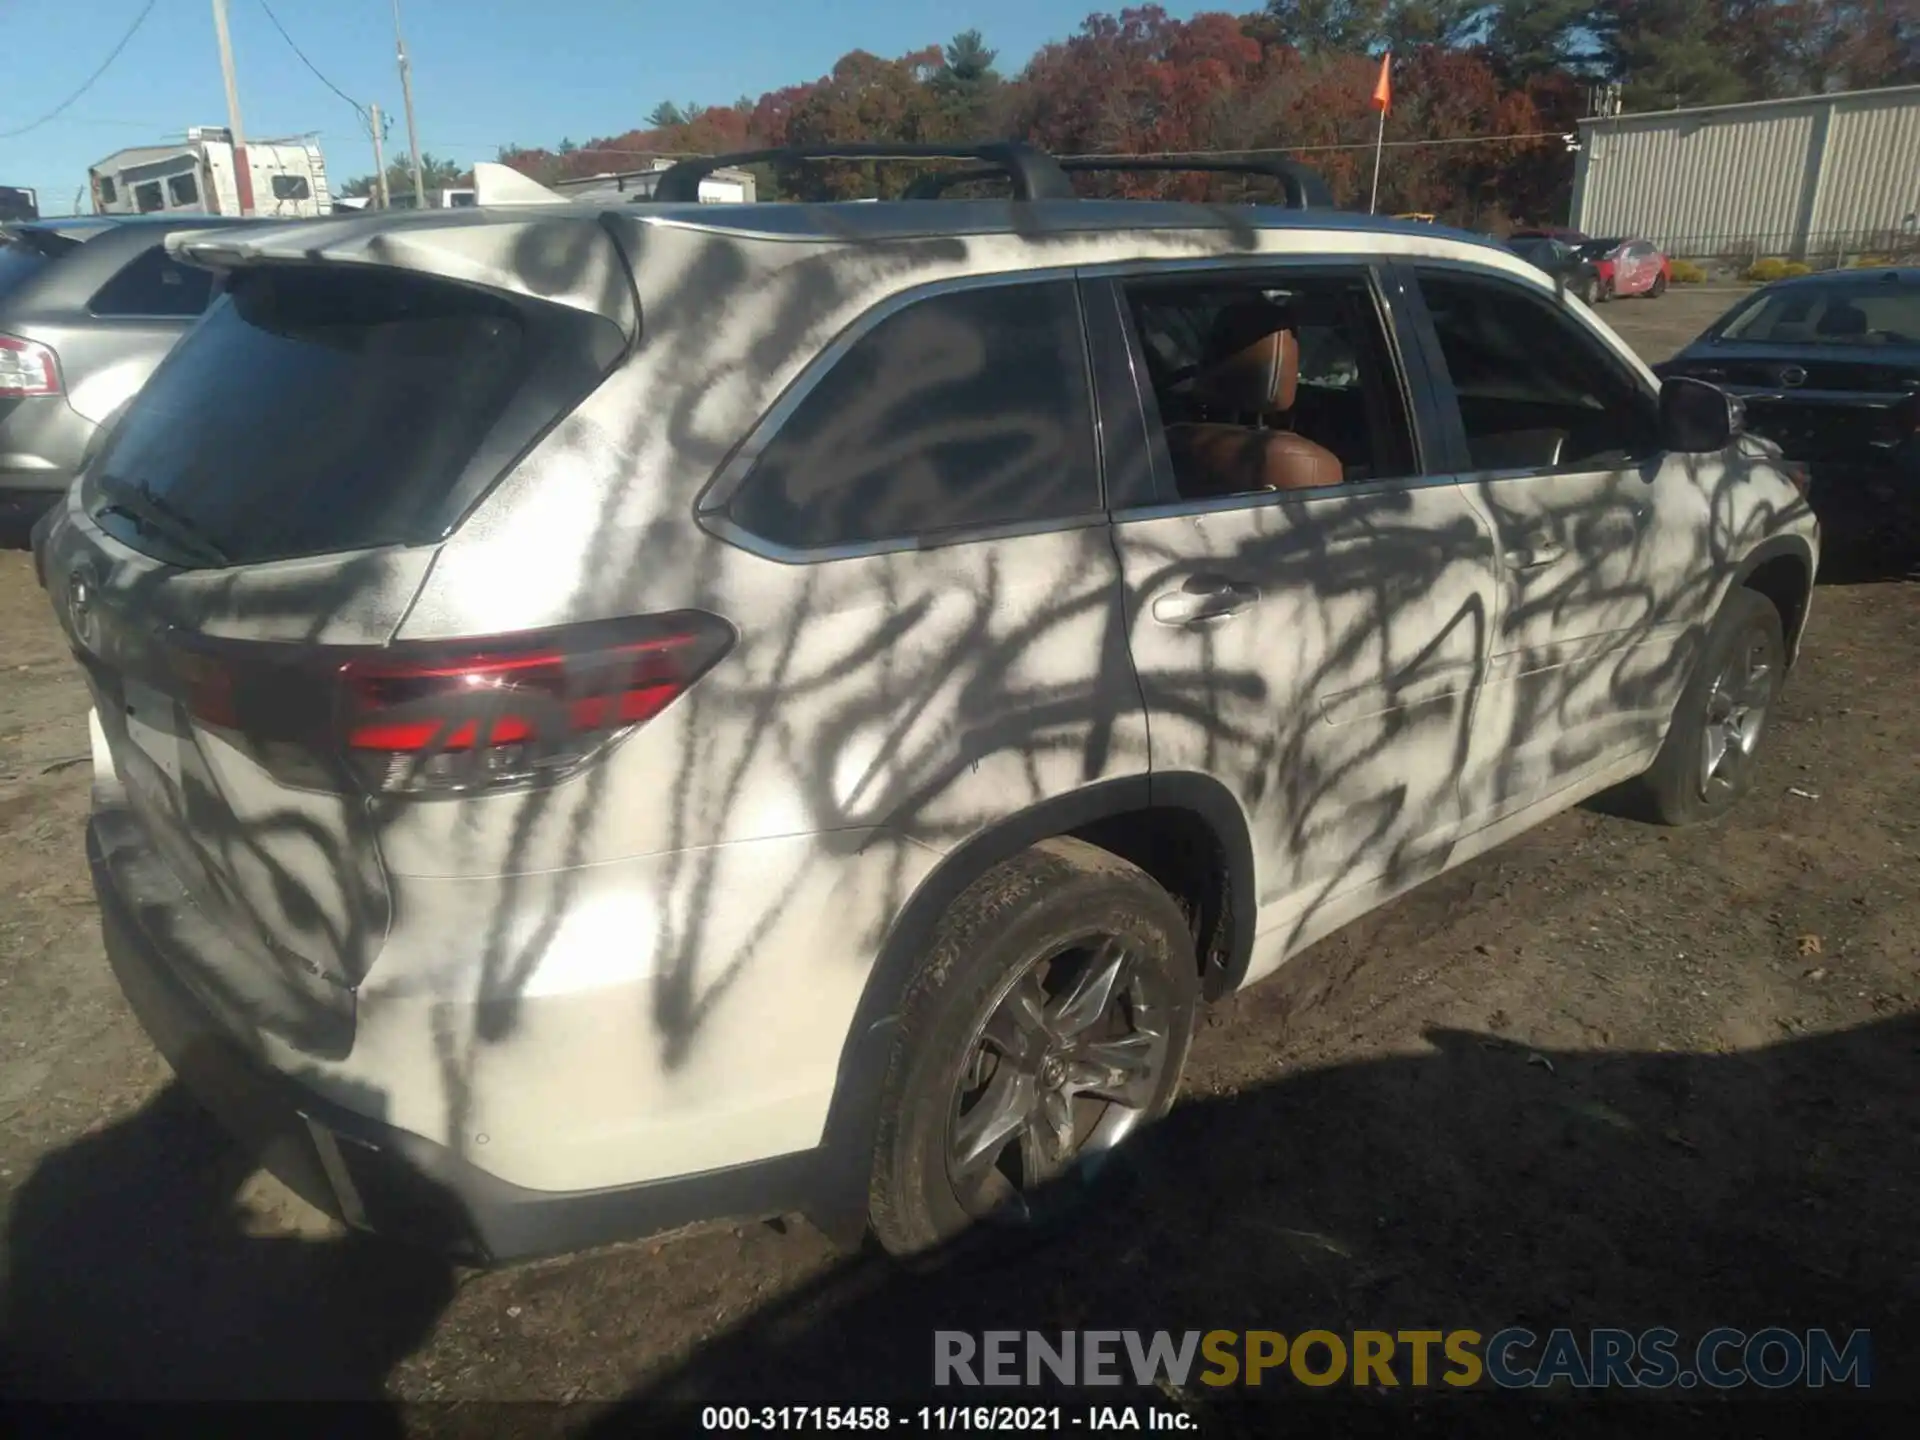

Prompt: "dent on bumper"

[88,814,830,1262]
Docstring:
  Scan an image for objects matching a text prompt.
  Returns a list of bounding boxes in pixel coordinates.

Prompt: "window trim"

[1086,254,1448,520]
[1399,257,1664,482]
[695,267,1109,565]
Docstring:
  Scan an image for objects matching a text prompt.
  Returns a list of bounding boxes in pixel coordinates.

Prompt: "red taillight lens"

[1780,460,1811,496]
[0,333,60,397]
[166,613,734,797]
[1595,260,1615,281]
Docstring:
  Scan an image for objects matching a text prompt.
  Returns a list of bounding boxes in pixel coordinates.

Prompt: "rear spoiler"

[471,162,569,207]
[164,206,638,340]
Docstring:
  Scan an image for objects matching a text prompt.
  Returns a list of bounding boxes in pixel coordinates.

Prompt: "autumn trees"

[481,2,1918,223]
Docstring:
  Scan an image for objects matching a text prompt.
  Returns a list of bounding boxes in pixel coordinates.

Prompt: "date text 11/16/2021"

[701,1405,1195,1431]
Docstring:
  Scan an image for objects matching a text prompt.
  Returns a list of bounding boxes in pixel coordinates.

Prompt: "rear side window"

[89,246,216,317]
[0,229,79,301]
[725,280,1098,551]
[271,175,312,202]
[89,266,527,565]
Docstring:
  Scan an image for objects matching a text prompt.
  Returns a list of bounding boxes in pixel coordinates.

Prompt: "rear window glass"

[1718,282,1920,345]
[89,266,525,565]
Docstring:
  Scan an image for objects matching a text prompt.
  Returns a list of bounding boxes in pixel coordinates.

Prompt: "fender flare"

[803,771,1255,1240]
[1726,530,1819,663]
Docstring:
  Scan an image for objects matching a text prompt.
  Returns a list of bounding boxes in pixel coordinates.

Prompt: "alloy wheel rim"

[1699,629,1774,799]
[945,935,1171,1221]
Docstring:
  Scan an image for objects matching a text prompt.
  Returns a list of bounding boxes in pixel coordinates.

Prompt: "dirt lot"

[3,285,1917,1429]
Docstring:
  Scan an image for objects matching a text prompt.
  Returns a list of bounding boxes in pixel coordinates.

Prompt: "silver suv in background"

[35,145,1817,1264]
[1,215,250,531]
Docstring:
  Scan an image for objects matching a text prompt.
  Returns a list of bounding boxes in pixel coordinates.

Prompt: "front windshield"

[1576,238,1623,260]
[1509,238,1560,263]
[1717,281,1920,346]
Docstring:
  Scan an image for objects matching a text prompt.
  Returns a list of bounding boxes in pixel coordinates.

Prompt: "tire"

[866,836,1199,1257]
[1577,277,1596,305]
[1593,279,1611,304]
[1649,272,1669,298]
[1628,587,1787,826]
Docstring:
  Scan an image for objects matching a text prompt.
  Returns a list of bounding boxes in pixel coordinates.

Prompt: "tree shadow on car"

[583,1015,1917,1435]
[0,1080,452,1428]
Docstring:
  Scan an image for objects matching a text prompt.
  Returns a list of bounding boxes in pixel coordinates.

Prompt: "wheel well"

[1742,554,1812,658]
[1068,806,1238,1000]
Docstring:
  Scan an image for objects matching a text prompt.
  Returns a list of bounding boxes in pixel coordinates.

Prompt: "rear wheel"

[1629,587,1786,826]
[866,837,1199,1256]
[1593,278,1611,304]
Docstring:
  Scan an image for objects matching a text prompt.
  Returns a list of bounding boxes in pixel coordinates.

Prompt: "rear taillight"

[0,333,60,397]
[1779,460,1811,496]
[167,613,734,798]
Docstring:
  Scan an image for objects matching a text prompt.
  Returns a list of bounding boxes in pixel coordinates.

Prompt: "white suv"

[34,144,1817,1262]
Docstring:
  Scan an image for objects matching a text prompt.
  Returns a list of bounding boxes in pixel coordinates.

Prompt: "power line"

[475,130,1571,165]
[258,0,370,126]
[0,0,158,141]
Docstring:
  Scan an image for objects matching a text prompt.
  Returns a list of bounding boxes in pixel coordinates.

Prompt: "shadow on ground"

[4,1016,1917,1434]
[0,1083,452,1428]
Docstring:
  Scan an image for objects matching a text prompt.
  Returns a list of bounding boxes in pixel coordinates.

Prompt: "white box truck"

[89,129,331,219]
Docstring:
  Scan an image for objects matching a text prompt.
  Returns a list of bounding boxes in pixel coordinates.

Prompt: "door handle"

[1151,574,1260,626]
[1503,545,1567,571]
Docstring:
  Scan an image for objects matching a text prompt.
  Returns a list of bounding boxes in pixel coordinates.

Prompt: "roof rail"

[901,153,1336,209]
[652,142,1076,203]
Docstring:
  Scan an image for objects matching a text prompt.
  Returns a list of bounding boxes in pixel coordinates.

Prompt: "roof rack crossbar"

[652,142,1076,203]
[901,154,1336,209]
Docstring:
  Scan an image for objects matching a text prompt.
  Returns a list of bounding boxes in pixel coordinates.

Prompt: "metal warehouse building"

[1570,83,1920,260]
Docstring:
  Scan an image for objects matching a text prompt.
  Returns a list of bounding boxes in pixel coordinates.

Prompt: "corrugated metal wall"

[1573,86,1920,258]
[1811,90,1920,241]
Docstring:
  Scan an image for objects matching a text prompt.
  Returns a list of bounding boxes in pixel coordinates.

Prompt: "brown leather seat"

[1163,302,1345,499]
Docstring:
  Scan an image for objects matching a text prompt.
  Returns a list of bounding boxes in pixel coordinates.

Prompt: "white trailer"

[89,129,332,219]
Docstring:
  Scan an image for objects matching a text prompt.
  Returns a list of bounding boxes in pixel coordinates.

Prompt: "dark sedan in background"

[1658,266,1919,565]
[1506,233,1604,304]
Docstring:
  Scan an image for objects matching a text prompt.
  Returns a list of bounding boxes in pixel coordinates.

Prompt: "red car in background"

[1575,236,1672,301]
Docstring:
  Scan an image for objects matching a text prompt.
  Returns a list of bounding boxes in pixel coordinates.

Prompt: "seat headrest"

[1815,302,1868,337]
[1191,300,1300,414]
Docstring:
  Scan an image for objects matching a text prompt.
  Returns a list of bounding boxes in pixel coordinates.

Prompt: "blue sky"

[1,1,1213,211]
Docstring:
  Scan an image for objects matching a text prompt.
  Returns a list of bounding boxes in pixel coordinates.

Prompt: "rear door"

[1097,260,1500,973]
[1403,262,1714,825]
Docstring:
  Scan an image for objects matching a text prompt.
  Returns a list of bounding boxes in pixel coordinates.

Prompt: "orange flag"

[1371,52,1392,113]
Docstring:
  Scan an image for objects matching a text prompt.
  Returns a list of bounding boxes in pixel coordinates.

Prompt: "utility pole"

[392,0,426,209]
[210,0,255,215]
[369,102,391,209]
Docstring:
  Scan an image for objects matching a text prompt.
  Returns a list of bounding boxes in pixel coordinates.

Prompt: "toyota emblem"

[67,569,99,650]
[1779,365,1807,388]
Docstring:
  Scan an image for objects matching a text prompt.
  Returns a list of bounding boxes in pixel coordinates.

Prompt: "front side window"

[134,181,163,214]
[166,172,200,208]
[1417,270,1661,472]
[98,177,119,204]
[1123,269,1416,500]
[726,280,1098,551]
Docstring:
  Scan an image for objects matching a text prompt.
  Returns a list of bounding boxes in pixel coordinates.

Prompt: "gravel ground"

[3,286,1917,1432]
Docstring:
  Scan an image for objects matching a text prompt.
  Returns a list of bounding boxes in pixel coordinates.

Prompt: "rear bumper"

[89,813,828,1264]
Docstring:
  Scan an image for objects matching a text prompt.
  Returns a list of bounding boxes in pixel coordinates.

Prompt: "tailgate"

[46,512,431,998]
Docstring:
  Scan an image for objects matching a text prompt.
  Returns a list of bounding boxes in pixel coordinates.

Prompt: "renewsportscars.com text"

[934,1327,1872,1391]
